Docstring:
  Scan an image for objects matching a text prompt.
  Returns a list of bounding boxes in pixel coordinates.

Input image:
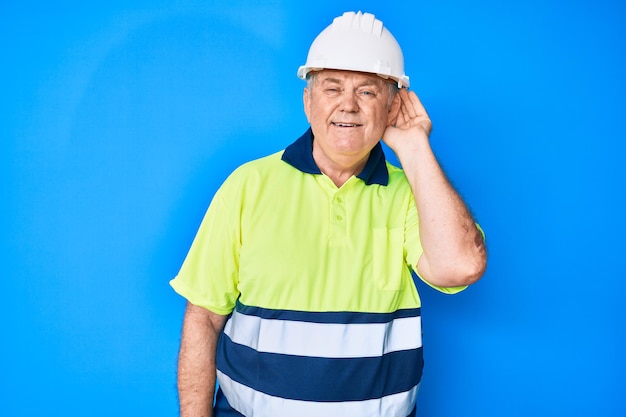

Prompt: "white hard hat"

[297,11,409,88]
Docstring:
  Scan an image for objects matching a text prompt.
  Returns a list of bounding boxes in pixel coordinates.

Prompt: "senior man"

[171,11,486,417]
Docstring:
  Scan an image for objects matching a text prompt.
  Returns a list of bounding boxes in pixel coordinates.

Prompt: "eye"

[359,89,377,98]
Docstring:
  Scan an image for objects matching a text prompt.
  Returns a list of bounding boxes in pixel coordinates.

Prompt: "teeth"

[335,123,358,127]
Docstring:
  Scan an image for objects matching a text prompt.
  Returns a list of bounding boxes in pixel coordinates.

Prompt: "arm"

[384,89,487,287]
[177,301,228,417]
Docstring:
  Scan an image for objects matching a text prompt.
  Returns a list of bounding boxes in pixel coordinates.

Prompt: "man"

[171,11,486,417]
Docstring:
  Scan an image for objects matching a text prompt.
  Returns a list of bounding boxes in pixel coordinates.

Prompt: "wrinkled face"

[303,70,397,167]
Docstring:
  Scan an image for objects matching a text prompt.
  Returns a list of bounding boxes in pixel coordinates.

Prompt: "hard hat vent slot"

[332,11,383,38]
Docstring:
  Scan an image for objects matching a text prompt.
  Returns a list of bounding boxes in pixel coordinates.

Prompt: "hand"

[383,89,432,153]
[382,89,486,287]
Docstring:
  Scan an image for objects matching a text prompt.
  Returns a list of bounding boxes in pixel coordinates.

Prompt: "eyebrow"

[320,77,342,85]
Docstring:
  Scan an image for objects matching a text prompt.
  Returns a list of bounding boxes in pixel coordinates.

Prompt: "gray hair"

[306,72,399,107]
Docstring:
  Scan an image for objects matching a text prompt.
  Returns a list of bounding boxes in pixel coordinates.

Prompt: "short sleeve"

[404,199,484,295]
[169,185,242,315]
[403,195,423,271]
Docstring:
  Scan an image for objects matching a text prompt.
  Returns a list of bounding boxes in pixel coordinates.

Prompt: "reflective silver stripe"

[217,370,419,417]
[223,310,422,358]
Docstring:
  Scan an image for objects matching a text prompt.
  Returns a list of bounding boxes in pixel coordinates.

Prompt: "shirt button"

[336,197,343,203]
[336,215,343,221]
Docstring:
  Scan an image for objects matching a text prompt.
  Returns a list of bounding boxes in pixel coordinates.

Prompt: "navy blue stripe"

[217,334,423,402]
[235,300,420,324]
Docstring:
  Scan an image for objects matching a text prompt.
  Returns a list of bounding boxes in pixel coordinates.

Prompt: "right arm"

[177,302,228,417]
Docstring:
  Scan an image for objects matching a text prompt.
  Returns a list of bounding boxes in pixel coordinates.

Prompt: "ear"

[303,87,311,123]
[386,92,401,126]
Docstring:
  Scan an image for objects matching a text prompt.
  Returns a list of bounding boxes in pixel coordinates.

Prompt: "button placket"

[330,190,347,236]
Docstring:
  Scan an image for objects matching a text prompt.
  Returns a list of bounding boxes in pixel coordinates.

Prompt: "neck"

[312,146,369,188]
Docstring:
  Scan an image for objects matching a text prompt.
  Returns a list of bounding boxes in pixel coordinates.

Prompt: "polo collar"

[281,128,389,186]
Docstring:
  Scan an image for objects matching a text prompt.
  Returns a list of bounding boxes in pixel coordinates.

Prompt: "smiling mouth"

[332,122,362,127]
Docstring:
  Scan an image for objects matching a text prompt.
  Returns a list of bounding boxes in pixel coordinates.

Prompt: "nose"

[339,91,359,112]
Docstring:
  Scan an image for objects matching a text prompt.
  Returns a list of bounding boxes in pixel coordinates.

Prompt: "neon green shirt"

[171,130,465,315]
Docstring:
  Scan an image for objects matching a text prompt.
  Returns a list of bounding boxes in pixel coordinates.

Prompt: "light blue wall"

[2,1,624,415]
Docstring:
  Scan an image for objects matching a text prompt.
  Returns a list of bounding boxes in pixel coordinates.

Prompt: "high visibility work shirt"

[170,128,466,417]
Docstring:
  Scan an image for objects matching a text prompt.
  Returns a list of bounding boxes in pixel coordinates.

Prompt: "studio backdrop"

[2,1,624,416]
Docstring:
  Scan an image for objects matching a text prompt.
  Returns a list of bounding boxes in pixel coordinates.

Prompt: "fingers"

[391,89,432,136]
[396,90,415,127]
[400,89,429,119]
[405,89,431,119]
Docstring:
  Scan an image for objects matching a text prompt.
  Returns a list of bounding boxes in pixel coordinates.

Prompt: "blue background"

[2,0,625,416]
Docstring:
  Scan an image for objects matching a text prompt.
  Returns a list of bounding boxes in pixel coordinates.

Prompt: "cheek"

[368,108,389,126]
[309,103,331,122]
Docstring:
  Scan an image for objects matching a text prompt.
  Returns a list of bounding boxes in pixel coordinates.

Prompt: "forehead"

[314,69,387,86]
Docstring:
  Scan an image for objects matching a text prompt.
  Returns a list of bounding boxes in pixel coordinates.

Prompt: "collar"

[281,128,389,186]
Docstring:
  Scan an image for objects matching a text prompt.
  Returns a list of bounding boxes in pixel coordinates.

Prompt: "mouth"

[331,122,362,127]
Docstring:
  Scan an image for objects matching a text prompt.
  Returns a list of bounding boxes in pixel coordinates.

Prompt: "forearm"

[178,303,226,417]
[397,137,486,287]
